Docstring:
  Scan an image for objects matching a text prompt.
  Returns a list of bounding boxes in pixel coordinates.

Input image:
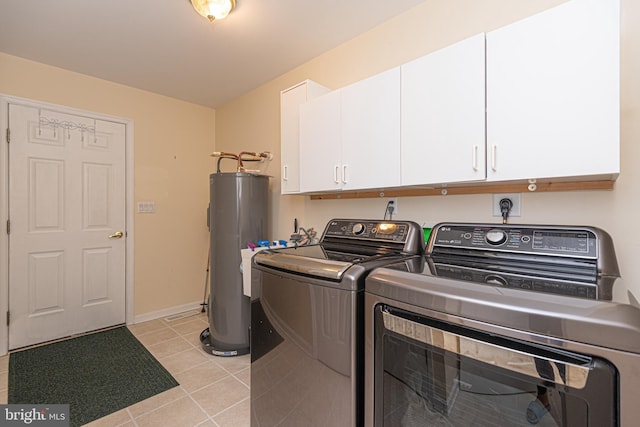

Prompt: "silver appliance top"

[425,223,620,300]
[253,219,424,282]
[366,265,640,354]
[363,223,640,354]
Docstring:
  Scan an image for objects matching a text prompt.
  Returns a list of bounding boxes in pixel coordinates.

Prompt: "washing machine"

[250,218,424,426]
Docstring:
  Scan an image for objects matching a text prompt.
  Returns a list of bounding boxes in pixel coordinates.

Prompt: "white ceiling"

[0,0,428,108]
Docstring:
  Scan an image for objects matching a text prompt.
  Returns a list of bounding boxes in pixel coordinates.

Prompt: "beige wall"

[216,0,640,303]
[0,53,216,317]
[2,0,635,319]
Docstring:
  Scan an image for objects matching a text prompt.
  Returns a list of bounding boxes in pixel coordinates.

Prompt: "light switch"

[137,201,156,213]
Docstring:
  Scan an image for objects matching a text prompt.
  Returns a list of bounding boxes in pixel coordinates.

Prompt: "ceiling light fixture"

[190,0,236,21]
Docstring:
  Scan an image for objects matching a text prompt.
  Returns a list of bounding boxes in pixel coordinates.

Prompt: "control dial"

[485,229,508,246]
[352,223,366,235]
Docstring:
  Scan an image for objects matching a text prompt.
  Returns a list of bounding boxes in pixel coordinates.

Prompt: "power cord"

[383,200,394,220]
[500,198,513,224]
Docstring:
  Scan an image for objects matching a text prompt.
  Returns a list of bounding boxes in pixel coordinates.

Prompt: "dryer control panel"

[426,222,620,301]
[430,224,598,258]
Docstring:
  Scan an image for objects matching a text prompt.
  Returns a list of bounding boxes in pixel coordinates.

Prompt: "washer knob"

[486,229,507,246]
[352,223,366,235]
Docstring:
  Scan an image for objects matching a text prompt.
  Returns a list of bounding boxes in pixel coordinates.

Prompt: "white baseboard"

[132,301,205,324]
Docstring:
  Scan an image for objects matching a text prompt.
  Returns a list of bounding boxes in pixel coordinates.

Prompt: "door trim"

[0,94,135,355]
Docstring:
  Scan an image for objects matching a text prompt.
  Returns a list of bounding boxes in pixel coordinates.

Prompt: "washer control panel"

[323,219,413,243]
[430,224,598,258]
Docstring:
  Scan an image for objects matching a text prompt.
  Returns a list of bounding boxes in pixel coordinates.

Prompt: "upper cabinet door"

[486,0,620,182]
[280,81,330,194]
[299,90,342,193]
[401,34,486,186]
[341,67,401,190]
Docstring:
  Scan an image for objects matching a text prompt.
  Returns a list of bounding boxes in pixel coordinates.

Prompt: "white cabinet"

[299,68,401,193]
[401,0,619,188]
[290,0,619,194]
[341,67,401,190]
[299,90,342,193]
[280,80,330,194]
[401,34,486,186]
[486,0,619,182]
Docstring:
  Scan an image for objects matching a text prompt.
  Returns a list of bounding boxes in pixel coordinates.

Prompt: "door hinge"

[6,311,9,326]
[5,127,9,144]
[6,219,9,235]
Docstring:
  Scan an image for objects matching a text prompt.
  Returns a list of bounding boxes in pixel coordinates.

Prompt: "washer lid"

[254,246,353,281]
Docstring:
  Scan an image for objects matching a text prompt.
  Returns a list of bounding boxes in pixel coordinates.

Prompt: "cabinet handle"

[283,165,288,181]
[472,145,478,171]
[342,165,348,184]
[334,165,340,184]
[491,144,498,172]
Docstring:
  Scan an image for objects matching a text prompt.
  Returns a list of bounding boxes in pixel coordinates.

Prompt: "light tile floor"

[0,312,250,427]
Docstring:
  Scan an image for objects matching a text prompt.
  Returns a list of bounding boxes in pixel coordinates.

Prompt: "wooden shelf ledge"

[308,180,615,200]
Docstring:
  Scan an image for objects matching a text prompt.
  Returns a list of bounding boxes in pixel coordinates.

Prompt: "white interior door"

[8,103,126,349]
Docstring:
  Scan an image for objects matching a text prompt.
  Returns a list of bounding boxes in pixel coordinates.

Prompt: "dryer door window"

[373,305,618,426]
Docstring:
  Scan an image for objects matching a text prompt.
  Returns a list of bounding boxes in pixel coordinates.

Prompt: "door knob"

[109,231,124,239]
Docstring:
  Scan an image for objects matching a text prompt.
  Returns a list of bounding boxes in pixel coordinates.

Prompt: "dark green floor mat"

[9,326,179,426]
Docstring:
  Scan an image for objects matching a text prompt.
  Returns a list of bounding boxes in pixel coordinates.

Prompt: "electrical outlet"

[492,193,521,217]
[388,198,398,216]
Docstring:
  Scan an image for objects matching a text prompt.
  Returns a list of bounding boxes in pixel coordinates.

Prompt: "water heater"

[200,172,269,356]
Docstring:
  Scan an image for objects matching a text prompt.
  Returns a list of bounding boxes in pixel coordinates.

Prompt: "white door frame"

[0,94,135,356]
